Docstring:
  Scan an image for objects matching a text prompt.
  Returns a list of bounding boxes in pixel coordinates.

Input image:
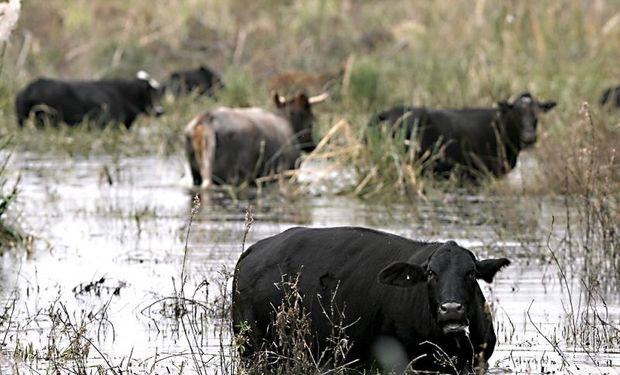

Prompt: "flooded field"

[1,152,619,374]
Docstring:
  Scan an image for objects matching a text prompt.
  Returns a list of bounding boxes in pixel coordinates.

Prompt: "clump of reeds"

[302,118,467,199]
[8,294,117,373]
[0,137,24,250]
[537,103,620,288]
[0,0,23,251]
[538,103,619,195]
[234,274,354,375]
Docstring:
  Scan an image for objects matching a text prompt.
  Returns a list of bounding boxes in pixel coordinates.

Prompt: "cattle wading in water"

[165,65,224,98]
[14,71,164,129]
[184,92,328,187]
[369,93,557,180]
[232,226,510,373]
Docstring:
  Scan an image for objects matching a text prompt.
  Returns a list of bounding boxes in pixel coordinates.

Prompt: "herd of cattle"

[12,67,620,372]
[14,66,619,185]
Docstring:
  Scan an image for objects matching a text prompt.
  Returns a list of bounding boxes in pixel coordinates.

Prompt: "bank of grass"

[0,0,619,194]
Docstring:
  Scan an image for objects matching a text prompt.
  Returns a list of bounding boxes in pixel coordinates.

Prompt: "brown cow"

[267,68,344,97]
[184,92,328,187]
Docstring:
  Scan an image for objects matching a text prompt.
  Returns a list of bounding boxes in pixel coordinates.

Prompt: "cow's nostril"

[439,302,464,315]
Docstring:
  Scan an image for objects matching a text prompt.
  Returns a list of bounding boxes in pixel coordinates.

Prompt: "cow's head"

[378,242,510,335]
[274,92,328,152]
[136,71,165,117]
[497,92,556,148]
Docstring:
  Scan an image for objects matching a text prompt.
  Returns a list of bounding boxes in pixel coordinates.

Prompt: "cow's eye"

[426,270,437,280]
[468,271,476,280]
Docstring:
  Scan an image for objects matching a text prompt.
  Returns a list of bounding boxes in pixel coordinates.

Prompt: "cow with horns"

[184,92,328,187]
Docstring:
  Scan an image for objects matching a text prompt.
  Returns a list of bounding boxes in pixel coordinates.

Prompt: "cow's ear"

[476,258,510,283]
[539,101,557,112]
[378,262,426,287]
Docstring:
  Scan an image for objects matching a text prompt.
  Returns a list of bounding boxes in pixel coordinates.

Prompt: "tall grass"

[0,0,23,251]
[538,104,620,289]
[235,275,354,375]
[0,136,23,250]
[1,1,618,193]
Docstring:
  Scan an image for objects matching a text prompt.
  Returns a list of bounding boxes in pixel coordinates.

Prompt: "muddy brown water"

[1,153,619,374]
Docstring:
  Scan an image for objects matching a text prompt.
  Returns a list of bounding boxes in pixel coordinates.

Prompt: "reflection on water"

[1,153,618,373]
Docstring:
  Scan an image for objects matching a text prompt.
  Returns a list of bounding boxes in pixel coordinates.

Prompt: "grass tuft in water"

[0,136,24,251]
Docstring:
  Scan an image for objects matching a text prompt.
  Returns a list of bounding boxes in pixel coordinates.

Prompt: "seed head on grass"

[0,0,20,43]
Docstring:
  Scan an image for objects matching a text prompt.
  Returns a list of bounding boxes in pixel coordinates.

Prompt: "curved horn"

[308,92,329,104]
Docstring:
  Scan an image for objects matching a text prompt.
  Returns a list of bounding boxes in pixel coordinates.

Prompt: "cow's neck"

[284,114,314,152]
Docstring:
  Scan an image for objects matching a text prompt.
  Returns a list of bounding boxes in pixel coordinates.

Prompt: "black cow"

[600,85,620,109]
[15,71,164,129]
[184,92,328,187]
[165,66,224,97]
[232,226,510,373]
[370,93,557,179]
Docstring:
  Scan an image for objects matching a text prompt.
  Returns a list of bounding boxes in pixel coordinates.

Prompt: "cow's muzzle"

[438,302,469,334]
[521,133,537,148]
[152,105,165,117]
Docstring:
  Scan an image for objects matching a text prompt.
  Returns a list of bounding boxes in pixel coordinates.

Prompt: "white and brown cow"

[184,92,328,187]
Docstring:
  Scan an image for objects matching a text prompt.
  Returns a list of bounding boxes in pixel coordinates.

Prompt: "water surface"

[1,153,618,374]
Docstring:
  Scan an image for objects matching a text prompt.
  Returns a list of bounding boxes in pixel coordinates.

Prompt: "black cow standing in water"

[232,226,510,373]
[14,71,164,129]
[165,66,224,98]
[369,93,556,179]
[600,85,620,109]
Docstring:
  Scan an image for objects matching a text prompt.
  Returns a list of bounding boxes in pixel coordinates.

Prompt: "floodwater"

[0,152,619,374]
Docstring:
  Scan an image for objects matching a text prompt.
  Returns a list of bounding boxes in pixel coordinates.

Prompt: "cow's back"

[207,107,301,183]
[411,108,502,176]
[15,79,100,125]
[422,108,496,145]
